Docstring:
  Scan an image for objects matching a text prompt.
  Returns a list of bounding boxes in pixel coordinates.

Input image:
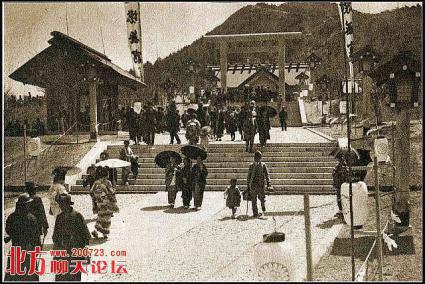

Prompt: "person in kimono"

[224,178,241,219]
[176,157,193,209]
[26,182,49,247]
[48,167,68,217]
[90,167,119,240]
[185,114,201,145]
[165,156,178,208]
[191,156,208,210]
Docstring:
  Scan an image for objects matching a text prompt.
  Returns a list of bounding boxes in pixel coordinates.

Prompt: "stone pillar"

[278,40,286,103]
[88,68,98,141]
[394,106,411,220]
[219,41,228,94]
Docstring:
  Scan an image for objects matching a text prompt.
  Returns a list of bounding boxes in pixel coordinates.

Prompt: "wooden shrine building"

[9,31,146,139]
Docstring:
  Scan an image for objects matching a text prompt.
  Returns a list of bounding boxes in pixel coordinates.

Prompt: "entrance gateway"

[204,32,303,103]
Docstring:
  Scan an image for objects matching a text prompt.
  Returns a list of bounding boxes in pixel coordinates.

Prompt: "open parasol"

[181,145,207,160]
[95,159,131,168]
[259,105,277,118]
[155,151,182,168]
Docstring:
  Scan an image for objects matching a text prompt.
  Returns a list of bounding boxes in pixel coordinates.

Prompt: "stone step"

[101,156,336,163]
[70,184,335,194]
[77,177,333,186]
[105,151,331,158]
[136,161,337,168]
[82,166,335,175]
[106,147,336,154]
[100,172,333,180]
[106,142,336,150]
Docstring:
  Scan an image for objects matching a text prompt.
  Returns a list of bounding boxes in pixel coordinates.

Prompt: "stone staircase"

[71,142,338,195]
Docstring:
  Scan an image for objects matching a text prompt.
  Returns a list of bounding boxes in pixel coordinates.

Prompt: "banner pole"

[23,124,27,184]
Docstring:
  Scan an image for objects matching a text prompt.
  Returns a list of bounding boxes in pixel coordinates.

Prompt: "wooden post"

[219,41,228,94]
[374,156,384,281]
[23,124,27,184]
[88,67,98,141]
[278,40,286,102]
[394,106,411,223]
[304,194,313,281]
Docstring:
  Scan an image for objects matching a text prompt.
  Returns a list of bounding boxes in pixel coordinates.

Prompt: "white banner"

[125,2,144,81]
[340,100,347,114]
[338,2,354,61]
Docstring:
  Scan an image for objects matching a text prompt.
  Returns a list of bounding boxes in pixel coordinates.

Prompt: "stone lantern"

[369,50,421,227]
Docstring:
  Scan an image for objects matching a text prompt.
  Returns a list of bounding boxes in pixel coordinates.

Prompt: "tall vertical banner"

[125,2,144,81]
[338,2,354,77]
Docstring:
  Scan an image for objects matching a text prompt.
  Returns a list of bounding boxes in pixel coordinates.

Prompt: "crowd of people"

[5,117,45,137]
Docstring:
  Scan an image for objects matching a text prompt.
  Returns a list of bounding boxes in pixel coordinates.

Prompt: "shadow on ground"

[316,217,345,229]
[163,206,194,214]
[264,211,304,217]
[330,235,415,260]
[140,205,171,211]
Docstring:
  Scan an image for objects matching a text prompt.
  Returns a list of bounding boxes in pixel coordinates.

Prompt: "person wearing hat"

[5,193,40,281]
[119,140,134,186]
[191,156,208,210]
[26,181,49,247]
[243,110,258,153]
[48,167,68,217]
[52,193,91,281]
[165,103,182,145]
[145,105,157,145]
[246,151,272,217]
[279,105,288,131]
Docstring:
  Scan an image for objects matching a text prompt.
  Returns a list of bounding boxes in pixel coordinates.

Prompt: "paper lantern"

[27,137,41,157]
[374,136,389,163]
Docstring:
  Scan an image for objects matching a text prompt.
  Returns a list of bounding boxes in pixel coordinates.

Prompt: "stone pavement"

[4,192,343,281]
[110,127,332,146]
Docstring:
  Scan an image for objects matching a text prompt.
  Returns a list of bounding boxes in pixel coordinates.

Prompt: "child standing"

[224,178,241,219]
[131,156,140,180]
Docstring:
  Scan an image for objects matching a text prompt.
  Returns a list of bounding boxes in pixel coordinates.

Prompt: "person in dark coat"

[226,109,237,141]
[243,110,257,153]
[4,194,40,281]
[165,104,181,144]
[53,194,91,281]
[145,106,156,145]
[236,106,245,141]
[156,107,165,133]
[176,157,192,208]
[279,106,288,131]
[246,151,272,217]
[127,108,137,144]
[209,107,217,140]
[197,103,206,127]
[332,155,349,218]
[257,108,270,147]
[215,108,225,141]
[26,182,49,247]
[224,178,241,218]
[191,156,208,210]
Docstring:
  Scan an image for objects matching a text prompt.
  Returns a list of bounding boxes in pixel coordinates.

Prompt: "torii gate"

[204,32,303,102]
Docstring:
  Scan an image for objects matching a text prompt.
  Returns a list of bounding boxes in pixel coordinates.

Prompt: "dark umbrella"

[155,151,182,168]
[259,105,277,118]
[356,149,372,166]
[181,145,207,160]
[187,108,196,115]
[334,148,360,165]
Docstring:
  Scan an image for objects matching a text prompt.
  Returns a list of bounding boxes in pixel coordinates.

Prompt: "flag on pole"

[338,2,355,76]
[125,2,144,81]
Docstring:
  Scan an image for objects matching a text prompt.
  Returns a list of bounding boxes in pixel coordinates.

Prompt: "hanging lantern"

[253,232,298,281]
[374,135,389,163]
[27,137,42,157]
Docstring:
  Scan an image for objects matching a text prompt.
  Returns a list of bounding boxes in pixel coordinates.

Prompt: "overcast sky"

[3,1,422,96]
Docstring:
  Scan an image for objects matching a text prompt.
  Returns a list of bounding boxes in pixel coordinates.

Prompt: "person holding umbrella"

[176,157,193,209]
[26,181,49,247]
[155,151,182,208]
[90,167,119,239]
